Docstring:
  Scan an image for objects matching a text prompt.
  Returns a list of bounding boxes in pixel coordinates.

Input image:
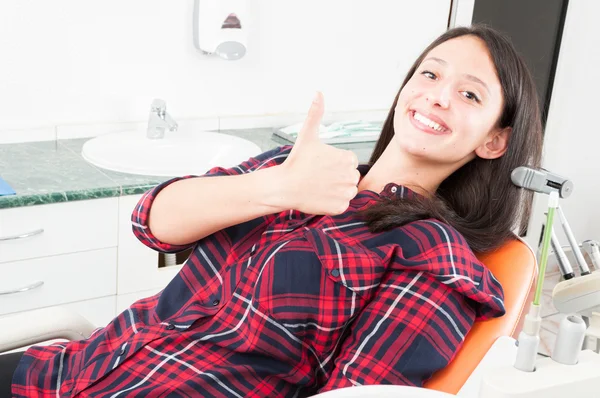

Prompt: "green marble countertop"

[0,128,376,210]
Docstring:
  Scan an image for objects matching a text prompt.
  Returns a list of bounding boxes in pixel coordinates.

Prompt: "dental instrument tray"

[273,120,383,145]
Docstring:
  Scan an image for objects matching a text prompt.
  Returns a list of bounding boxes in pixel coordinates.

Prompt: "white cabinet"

[117,194,183,295]
[0,248,117,316]
[0,198,120,323]
[0,198,118,264]
[0,193,183,331]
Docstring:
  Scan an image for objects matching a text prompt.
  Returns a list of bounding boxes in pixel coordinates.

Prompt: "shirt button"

[330,269,340,277]
[212,299,220,306]
[166,323,175,330]
[390,186,398,193]
[120,347,126,355]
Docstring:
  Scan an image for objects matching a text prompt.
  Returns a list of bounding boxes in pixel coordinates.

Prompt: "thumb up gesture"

[281,92,361,215]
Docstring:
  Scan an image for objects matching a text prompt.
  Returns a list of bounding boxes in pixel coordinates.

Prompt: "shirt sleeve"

[131,145,293,253]
[318,219,505,391]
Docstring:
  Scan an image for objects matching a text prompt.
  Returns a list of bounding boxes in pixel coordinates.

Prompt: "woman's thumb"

[295,92,325,146]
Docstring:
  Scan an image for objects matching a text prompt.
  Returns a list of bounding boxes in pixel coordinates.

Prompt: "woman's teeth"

[413,111,446,132]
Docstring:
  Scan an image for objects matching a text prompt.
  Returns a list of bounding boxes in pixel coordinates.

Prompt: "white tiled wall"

[0,0,452,142]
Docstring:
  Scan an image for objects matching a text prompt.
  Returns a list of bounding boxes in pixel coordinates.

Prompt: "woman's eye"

[421,70,436,80]
[462,91,481,103]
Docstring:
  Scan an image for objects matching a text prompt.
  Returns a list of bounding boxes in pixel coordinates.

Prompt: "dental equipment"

[551,229,575,280]
[557,206,591,275]
[582,240,600,270]
[478,167,600,398]
[511,167,590,275]
[512,190,558,372]
[510,167,573,198]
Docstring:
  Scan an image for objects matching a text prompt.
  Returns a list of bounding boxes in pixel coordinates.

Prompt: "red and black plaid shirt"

[13,145,505,397]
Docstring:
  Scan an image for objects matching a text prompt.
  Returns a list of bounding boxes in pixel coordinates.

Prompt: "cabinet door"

[0,248,117,316]
[117,195,182,294]
[0,198,118,264]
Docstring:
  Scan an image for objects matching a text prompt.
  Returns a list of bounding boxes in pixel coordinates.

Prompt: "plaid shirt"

[12,145,505,397]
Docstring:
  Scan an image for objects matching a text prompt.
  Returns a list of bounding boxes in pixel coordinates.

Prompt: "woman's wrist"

[252,165,298,213]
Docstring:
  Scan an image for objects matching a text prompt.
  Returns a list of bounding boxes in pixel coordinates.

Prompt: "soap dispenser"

[193,0,249,60]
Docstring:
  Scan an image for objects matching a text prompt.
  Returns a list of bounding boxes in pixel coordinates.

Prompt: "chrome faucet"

[147,99,178,139]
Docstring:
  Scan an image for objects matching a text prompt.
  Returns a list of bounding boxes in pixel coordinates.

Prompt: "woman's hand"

[281,92,361,215]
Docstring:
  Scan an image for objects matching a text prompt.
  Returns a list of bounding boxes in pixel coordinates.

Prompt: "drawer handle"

[0,281,44,296]
[0,228,44,242]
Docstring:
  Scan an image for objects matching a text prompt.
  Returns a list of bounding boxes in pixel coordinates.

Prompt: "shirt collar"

[357,164,421,200]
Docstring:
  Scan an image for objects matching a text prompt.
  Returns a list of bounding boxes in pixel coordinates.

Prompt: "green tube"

[534,206,556,306]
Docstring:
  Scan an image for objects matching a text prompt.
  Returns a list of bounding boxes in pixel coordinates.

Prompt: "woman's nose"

[425,84,451,109]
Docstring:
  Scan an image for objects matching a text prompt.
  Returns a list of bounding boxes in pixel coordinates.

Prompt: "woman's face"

[393,35,509,167]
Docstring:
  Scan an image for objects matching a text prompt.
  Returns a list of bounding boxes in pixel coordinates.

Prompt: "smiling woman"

[396,36,510,166]
[7,24,542,398]
[360,25,543,253]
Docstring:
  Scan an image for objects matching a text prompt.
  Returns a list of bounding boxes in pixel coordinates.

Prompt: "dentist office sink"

[81,130,262,177]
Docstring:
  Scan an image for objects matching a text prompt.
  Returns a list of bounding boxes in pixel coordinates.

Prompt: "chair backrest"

[423,237,538,394]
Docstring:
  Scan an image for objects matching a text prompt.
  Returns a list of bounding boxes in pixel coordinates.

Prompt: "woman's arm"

[133,92,360,252]
[131,145,295,252]
[134,97,362,254]
[148,164,289,246]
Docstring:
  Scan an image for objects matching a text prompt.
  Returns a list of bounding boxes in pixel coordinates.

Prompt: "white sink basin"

[81,130,263,177]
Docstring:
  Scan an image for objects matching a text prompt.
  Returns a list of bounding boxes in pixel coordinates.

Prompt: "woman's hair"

[360,24,543,253]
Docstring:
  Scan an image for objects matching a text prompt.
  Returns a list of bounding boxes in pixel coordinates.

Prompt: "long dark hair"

[360,25,543,253]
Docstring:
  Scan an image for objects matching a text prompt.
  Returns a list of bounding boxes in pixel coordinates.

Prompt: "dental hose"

[534,192,557,306]
[514,190,559,372]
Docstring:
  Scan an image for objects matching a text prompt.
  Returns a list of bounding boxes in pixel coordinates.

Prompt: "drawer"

[0,248,117,316]
[117,195,182,294]
[0,198,118,264]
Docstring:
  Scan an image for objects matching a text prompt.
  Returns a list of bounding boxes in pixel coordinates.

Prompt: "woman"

[5,24,542,397]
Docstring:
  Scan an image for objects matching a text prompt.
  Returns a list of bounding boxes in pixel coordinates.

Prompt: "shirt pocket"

[304,228,385,300]
[253,230,379,357]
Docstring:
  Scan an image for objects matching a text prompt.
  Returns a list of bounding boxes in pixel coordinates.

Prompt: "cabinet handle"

[0,228,44,242]
[0,281,44,296]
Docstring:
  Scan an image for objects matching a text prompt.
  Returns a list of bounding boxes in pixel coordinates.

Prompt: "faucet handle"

[150,99,166,114]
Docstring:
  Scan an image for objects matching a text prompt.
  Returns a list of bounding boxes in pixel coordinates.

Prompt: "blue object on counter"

[0,176,16,196]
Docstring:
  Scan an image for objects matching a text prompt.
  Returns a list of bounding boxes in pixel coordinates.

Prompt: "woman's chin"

[395,133,436,154]
[396,140,436,159]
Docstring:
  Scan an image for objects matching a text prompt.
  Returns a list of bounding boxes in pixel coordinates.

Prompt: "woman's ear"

[475,127,511,160]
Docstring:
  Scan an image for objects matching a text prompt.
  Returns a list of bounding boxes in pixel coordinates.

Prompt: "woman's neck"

[357,142,450,198]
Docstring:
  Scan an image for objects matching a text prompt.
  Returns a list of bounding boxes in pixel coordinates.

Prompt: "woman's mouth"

[409,110,451,135]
